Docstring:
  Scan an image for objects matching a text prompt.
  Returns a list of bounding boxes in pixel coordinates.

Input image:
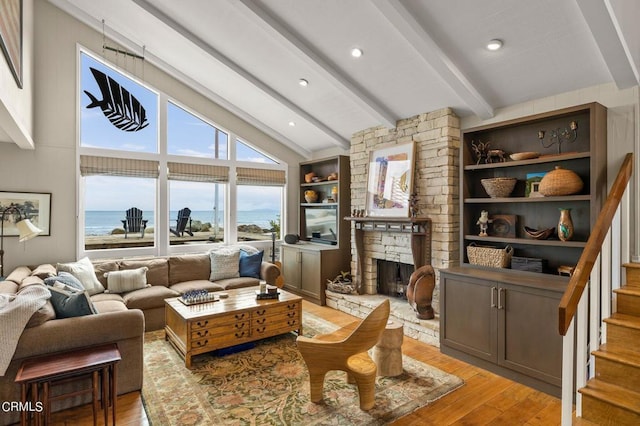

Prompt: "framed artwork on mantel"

[365,141,416,217]
[0,0,23,88]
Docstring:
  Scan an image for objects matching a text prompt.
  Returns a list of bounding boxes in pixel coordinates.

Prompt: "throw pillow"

[47,282,97,319]
[209,248,240,281]
[30,264,56,279]
[239,249,263,279]
[56,257,105,295]
[103,267,149,294]
[44,271,84,291]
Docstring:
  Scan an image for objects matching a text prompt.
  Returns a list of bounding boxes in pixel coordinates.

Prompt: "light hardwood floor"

[50,300,565,425]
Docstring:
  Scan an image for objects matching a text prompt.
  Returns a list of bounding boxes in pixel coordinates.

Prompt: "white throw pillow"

[209,248,240,281]
[56,257,105,296]
[103,267,150,294]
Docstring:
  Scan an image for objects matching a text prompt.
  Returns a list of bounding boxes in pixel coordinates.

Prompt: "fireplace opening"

[377,260,414,298]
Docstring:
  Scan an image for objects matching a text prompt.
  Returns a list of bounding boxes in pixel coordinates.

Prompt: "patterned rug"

[142,311,463,425]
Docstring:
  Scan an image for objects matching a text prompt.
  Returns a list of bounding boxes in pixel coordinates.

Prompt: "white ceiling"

[43,0,640,156]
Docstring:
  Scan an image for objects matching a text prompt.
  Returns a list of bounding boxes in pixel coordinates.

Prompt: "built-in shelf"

[464,235,586,248]
[464,195,591,203]
[464,151,590,171]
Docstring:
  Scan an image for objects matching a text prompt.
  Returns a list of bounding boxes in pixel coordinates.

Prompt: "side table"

[15,343,121,426]
[372,320,404,376]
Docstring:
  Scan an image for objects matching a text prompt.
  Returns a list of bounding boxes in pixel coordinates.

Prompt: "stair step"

[615,286,640,316]
[604,313,640,353]
[579,379,640,425]
[593,344,640,392]
[623,262,640,287]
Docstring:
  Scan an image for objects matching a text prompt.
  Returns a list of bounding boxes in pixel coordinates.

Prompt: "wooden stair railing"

[558,153,634,336]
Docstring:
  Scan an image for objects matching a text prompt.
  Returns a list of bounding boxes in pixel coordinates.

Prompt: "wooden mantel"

[344,217,432,294]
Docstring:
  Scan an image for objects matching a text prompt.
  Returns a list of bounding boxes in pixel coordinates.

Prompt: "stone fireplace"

[376,260,414,298]
[348,108,460,315]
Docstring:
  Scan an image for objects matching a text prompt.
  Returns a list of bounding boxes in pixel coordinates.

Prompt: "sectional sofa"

[0,247,280,425]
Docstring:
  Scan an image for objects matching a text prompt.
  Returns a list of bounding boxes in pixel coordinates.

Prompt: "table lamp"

[1,203,43,278]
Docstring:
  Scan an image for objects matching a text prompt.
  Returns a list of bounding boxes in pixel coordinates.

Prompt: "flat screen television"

[304,207,337,242]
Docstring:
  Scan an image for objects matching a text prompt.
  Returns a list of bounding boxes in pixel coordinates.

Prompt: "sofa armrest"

[13,309,145,360]
[260,262,280,286]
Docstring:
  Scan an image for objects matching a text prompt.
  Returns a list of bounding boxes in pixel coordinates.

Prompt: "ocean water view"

[85,210,279,236]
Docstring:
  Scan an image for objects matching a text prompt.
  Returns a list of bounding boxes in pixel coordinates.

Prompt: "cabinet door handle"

[498,288,505,310]
[490,287,497,308]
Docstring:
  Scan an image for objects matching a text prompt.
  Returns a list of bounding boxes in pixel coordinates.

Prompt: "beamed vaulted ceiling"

[44,0,640,156]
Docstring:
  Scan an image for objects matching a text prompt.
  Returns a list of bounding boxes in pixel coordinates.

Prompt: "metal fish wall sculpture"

[84,67,149,132]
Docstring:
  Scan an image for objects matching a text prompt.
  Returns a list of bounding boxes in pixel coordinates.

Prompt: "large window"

[78,50,286,256]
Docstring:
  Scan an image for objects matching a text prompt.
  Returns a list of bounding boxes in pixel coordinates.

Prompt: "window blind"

[236,167,286,186]
[80,155,159,178]
[167,162,229,183]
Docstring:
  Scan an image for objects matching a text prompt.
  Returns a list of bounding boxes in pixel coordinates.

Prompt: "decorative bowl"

[510,152,540,161]
[480,177,517,198]
[524,226,555,240]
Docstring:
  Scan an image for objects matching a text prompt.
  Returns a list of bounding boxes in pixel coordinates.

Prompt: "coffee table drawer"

[252,302,300,318]
[190,329,252,350]
[191,311,250,331]
[252,317,301,339]
[191,320,250,340]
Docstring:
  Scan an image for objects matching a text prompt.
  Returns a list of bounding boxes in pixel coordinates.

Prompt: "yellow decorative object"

[331,186,338,201]
[539,166,583,196]
[304,190,318,203]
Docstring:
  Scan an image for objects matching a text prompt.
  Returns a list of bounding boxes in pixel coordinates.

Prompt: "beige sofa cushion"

[169,280,225,294]
[30,264,56,279]
[119,258,169,287]
[6,266,31,284]
[123,285,179,310]
[92,261,119,288]
[91,292,125,304]
[0,280,18,294]
[19,276,45,289]
[93,300,129,313]
[169,254,210,285]
[216,277,260,290]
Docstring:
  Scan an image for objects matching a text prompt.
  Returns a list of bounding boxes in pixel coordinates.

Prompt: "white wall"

[0,0,304,273]
[461,82,640,259]
[0,0,34,148]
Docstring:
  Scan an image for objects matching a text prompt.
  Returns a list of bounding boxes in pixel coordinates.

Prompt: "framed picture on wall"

[365,141,415,217]
[0,192,51,236]
[0,0,23,88]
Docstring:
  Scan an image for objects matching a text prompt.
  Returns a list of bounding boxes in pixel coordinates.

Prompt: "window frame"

[76,46,287,260]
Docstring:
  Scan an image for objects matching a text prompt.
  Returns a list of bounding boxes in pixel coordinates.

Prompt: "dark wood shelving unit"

[440,102,608,397]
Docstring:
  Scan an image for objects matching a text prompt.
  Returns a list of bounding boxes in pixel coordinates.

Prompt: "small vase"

[558,208,574,242]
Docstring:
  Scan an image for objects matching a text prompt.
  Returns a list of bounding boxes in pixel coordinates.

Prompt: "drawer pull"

[256,326,266,333]
[235,322,246,329]
[195,339,209,347]
[196,330,209,338]
[235,331,247,338]
[287,312,296,318]
[287,304,297,309]
[196,320,209,328]
[256,309,266,316]
[287,319,297,327]
[235,313,246,320]
[256,318,266,325]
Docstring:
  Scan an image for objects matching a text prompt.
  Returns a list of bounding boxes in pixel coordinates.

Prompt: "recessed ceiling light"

[351,47,363,58]
[486,39,503,51]
[298,78,308,87]
[288,121,296,127]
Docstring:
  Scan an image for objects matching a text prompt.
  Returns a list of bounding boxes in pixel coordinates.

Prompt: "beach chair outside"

[170,207,193,237]
[122,207,148,238]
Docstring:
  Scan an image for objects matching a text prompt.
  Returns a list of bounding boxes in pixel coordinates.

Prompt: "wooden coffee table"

[165,287,302,368]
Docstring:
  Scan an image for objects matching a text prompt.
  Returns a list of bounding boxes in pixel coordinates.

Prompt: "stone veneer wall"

[349,107,460,314]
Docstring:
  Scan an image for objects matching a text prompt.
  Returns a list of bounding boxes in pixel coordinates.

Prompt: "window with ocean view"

[78,49,286,256]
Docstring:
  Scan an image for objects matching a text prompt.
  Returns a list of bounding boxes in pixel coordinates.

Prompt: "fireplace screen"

[377,260,413,298]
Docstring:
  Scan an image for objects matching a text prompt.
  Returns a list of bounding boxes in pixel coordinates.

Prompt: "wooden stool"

[372,320,404,376]
[15,343,121,426]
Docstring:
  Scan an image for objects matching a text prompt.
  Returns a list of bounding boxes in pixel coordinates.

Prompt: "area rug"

[142,312,463,425]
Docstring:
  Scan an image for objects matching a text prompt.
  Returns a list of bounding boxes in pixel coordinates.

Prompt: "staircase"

[578,263,640,425]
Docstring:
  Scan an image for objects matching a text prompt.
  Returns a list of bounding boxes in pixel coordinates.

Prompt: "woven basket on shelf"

[538,166,583,196]
[467,243,513,268]
[480,177,517,198]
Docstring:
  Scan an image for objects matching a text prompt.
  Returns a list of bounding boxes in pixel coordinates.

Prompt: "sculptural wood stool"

[372,320,404,376]
[407,265,436,319]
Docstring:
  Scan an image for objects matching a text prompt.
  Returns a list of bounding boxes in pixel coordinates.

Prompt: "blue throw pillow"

[239,250,263,279]
[47,284,97,319]
[44,271,84,291]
